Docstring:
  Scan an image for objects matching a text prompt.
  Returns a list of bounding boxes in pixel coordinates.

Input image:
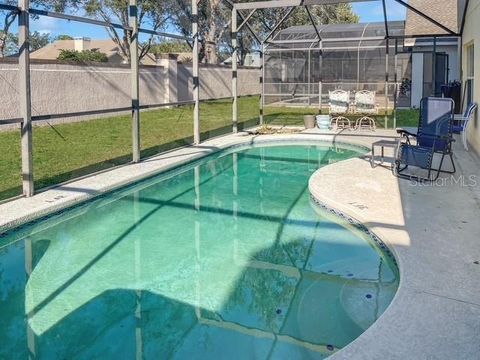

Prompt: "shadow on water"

[1,215,397,359]
[0,144,397,359]
[1,237,396,360]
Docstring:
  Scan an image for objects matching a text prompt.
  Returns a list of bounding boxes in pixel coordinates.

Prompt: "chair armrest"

[396,128,417,138]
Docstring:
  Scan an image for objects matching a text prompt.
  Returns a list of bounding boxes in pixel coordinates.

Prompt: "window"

[466,43,474,104]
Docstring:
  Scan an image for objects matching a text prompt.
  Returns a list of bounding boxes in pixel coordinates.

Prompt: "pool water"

[0,143,398,359]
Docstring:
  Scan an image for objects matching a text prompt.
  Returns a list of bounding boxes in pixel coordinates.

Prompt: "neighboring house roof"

[30,39,139,63]
[30,38,192,65]
[405,0,458,36]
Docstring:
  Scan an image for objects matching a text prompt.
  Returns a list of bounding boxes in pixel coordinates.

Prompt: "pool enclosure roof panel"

[268,21,405,50]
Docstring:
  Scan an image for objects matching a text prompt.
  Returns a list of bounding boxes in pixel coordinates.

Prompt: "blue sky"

[21,0,407,41]
[353,0,407,22]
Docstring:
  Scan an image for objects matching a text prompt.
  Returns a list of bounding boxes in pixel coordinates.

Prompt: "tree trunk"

[0,11,18,57]
[203,0,221,64]
[204,41,217,64]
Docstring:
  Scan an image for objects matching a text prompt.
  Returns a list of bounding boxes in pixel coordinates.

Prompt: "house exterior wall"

[410,43,460,108]
[461,0,480,154]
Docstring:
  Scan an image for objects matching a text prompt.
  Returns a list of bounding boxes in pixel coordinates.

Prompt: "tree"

[82,0,171,62]
[168,0,231,64]
[0,0,69,57]
[248,4,359,41]
[232,4,359,65]
[169,1,359,65]
[55,34,74,40]
[29,31,51,51]
[148,40,191,55]
[0,0,17,57]
[58,48,108,62]
[1,31,51,55]
[0,31,17,56]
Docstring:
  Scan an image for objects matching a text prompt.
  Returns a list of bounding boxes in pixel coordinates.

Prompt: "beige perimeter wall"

[0,61,260,129]
[462,0,480,154]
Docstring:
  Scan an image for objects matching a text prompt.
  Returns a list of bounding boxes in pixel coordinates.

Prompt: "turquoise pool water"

[0,143,398,359]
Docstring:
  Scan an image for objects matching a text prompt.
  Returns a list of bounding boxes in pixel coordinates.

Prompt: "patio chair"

[394,97,455,181]
[353,90,377,131]
[328,90,351,130]
[453,102,477,151]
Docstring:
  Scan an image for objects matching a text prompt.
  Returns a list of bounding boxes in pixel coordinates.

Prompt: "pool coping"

[1,129,479,359]
[0,131,375,233]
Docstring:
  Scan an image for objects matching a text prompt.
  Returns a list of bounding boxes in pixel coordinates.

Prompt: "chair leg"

[462,130,469,151]
[332,116,351,130]
[449,153,456,174]
[394,156,438,182]
[330,117,338,131]
[354,118,360,130]
[431,153,449,181]
[355,116,376,131]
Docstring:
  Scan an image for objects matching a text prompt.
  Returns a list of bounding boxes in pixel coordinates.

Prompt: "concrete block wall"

[178,64,260,101]
[0,60,260,129]
[0,62,166,124]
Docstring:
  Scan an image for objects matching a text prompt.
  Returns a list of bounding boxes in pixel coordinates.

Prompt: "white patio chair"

[353,90,377,131]
[328,90,351,130]
[453,102,477,151]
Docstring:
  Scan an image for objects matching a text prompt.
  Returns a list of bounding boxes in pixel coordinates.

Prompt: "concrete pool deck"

[307,130,480,359]
[0,128,479,359]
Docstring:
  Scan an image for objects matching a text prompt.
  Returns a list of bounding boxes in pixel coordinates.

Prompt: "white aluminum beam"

[232,7,238,133]
[18,0,34,197]
[129,0,140,162]
[234,0,377,11]
[193,0,200,144]
[260,44,265,124]
[237,9,256,32]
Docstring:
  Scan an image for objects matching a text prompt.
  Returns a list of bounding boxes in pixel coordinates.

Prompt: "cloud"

[30,15,60,35]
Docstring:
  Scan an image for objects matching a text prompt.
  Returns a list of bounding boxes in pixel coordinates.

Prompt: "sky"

[10,0,408,41]
[352,0,407,22]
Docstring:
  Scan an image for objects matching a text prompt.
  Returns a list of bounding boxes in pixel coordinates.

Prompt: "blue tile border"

[309,194,399,269]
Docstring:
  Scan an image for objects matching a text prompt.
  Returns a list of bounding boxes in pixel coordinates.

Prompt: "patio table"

[371,139,398,168]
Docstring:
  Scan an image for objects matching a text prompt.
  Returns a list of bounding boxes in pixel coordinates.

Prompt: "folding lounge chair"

[329,90,351,130]
[394,97,455,181]
[353,90,377,131]
[453,102,477,151]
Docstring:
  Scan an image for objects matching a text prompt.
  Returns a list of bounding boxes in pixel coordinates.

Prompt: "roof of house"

[405,0,458,36]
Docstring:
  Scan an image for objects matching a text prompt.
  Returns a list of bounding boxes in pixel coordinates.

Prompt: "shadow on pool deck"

[308,137,480,360]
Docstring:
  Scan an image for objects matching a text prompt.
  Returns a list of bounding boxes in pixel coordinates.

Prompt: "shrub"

[149,41,191,55]
[58,49,108,62]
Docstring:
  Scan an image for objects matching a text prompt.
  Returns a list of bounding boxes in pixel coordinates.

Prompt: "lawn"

[0,96,418,201]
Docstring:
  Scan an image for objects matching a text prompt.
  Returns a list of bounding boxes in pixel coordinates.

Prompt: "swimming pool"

[0,142,398,359]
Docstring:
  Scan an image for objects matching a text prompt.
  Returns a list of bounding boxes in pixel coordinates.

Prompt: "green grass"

[0,96,419,201]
